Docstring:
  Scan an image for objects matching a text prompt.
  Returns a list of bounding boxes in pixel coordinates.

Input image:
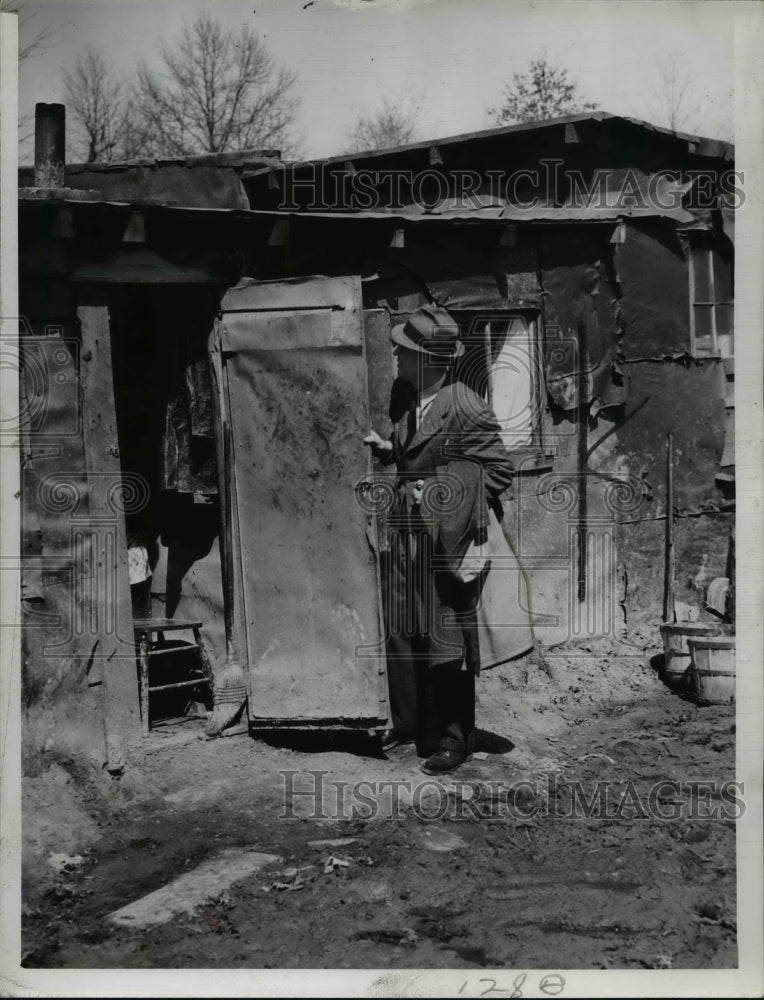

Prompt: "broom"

[205,410,247,735]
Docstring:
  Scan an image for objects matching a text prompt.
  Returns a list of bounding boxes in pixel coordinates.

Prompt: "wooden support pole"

[725,522,735,624]
[663,432,675,623]
[78,294,141,767]
[577,320,589,604]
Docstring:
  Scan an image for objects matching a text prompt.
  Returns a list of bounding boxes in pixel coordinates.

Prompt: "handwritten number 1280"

[458,973,566,997]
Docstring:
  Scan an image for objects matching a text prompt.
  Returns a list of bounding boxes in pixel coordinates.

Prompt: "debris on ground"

[47,854,85,875]
[307,837,358,849]
[354,927,419,947]
[418,827,467,853]
[107,849,281,928]
[322,856,351,875]
[578,752,617,765]
[264,865,315,892]
[265,877,306,893]
[20,650,737,970]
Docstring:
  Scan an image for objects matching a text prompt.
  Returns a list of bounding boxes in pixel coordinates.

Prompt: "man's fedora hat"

[391,305,465,359]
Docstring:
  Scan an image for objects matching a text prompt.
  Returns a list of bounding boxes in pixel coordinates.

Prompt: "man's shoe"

[381,730,413,750]
[421,748,470,774]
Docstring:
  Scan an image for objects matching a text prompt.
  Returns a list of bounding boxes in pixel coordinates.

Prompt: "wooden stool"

[133,618,214,737]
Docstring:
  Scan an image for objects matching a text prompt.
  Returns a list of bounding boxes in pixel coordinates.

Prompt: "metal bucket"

[689,636,736,704]
[659,622,721,684]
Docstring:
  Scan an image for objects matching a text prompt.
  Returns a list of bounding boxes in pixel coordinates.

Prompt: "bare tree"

[63,46,125,162]
[133,13,299,157]
[644,52,717,136]
[487,57,597,126]
[2,0,58,61]
[7,0,61,151]
[343,93,422,154]
[114,100,157,161]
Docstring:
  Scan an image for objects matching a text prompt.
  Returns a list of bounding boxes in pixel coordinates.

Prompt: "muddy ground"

[21,637,737,971]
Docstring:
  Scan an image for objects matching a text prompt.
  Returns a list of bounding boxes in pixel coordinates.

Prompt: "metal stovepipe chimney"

[34,102,65,189]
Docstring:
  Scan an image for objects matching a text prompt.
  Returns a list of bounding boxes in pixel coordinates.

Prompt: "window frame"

[687,236,734,358]
[450,307,548,457]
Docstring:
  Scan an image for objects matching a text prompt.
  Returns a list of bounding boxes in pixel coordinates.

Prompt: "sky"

[16,0,736,163]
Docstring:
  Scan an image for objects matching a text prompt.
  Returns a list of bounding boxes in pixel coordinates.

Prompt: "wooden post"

[138,633,150,738]
[725,522,735,624]
[77,293,141,767]
[577,320,588,604]
[663,432,675,623]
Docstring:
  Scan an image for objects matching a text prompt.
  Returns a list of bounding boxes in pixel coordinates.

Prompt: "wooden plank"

[77,295,141,766]
[363,310,395,557]
[219,277,388,726]
[109,849,281,928]
[209,321,248,677]
[362,309,394,439]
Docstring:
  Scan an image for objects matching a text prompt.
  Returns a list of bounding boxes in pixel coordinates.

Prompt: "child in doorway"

[127,520,152,619]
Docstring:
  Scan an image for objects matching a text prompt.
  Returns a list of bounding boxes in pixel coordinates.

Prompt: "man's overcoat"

[385,378,534,672]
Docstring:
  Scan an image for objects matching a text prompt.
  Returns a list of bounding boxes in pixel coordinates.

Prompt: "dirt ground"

[21,636,737,971]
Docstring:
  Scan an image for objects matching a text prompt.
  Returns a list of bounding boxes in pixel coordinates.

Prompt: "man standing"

[364,305,533,774]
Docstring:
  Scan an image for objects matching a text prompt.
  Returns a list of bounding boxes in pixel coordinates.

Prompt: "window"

[452,311,545,452]
[689,238,734,357]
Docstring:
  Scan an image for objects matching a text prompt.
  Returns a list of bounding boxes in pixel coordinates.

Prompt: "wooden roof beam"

[122,210,145,243]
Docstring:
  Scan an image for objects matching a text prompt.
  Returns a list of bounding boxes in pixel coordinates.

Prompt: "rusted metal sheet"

[615,358,728,627]
[540,228,625,410]
[217,276,388,727]
[616,222,691,357]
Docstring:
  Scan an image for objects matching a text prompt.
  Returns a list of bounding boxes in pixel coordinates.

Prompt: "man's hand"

[363,430,393,458]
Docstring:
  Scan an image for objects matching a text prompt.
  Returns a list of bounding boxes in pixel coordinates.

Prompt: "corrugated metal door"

[215,276,389,728]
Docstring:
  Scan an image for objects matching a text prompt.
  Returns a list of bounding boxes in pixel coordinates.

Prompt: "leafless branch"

[63,45,125,162]
[343,92,423,154]
[2,0,59,61]
[644,52,709,135]
[133,12,299,157]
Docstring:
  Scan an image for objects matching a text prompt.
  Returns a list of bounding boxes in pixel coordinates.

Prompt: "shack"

[18,108,735,767]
